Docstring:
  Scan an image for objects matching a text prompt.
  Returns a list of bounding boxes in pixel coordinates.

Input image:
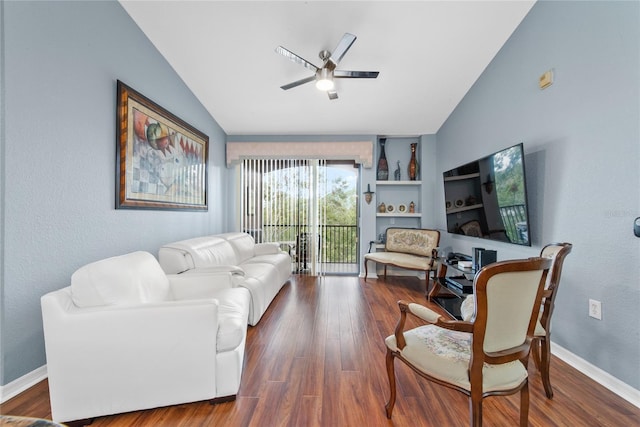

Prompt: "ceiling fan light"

[316,78,334,91]
[315,68,334,91]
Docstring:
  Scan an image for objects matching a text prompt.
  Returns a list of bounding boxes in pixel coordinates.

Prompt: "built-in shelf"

[377,213,422,218]
[374,139,423,239]
[446,203,483,214]
[443,173,479,182]
[376,180,421,186]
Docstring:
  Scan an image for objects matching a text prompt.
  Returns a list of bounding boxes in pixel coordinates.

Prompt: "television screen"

[443,143,530,246]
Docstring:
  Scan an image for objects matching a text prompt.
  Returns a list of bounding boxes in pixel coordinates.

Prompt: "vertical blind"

[240,158,327,276]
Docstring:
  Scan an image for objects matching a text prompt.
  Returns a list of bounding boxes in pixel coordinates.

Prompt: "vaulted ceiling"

[119,1,535,136]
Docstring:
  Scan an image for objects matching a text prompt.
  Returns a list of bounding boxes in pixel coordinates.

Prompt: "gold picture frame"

[116,81,208,211]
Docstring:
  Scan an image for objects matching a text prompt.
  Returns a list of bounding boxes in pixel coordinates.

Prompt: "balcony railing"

[499,204,528,244]
[249,224,358,264]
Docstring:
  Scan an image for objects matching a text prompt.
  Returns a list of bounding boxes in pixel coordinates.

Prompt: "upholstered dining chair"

[385,257,552,427]
[460,242,572,399]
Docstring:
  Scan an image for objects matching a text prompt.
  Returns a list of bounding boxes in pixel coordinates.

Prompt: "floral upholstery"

[385,325,528,392]
[384,228,439,257]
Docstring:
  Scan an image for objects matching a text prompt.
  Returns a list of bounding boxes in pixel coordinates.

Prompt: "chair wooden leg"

[469,394,483,427]
[424,270,430,294]
[540,335,554,399]
[364,259,369,280]
[520,381,530,427]
[384,349,397,418]
[531,337,542,370]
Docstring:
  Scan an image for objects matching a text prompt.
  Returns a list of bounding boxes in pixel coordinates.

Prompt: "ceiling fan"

[275,33,379,100]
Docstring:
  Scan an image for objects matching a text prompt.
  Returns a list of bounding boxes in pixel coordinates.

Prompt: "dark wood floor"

[3,275,639,426]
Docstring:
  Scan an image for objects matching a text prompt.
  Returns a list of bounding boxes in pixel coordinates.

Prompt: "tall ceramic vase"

[377,138,389,180]
[408,143,418,180]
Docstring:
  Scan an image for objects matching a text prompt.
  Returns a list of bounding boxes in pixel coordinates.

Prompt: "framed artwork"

[116,80,208,211]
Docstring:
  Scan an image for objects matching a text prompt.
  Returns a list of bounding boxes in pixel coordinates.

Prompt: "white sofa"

[41,251,250,424]
[158,232,291,326]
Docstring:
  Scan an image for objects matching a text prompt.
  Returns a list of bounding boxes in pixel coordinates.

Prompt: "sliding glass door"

[240,159,359,275]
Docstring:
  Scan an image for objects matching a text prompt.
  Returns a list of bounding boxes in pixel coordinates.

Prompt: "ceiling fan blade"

[334,70,379,79]
[280,75,316,90]
[327,91,339,100]
[328,33,357,68]
[275,46,319,73]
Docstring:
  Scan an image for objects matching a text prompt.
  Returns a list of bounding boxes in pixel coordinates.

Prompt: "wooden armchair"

[532,242,573,398]
[384,257,552,426]
[460,242,572,398]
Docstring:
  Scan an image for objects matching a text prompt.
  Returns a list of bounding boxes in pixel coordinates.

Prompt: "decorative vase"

[408,143,418,180]
[394,161,401,181]
[378,202,386,213]
[377,138,389,180]
[409,201,415,213]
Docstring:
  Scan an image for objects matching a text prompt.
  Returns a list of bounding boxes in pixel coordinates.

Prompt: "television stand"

[428,257,477,320]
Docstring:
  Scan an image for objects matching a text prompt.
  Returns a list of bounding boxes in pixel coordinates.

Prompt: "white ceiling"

[119,1,535,136]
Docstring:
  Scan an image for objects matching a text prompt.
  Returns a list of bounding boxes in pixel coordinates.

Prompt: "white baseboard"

[551,342,640,408]
[359,272,378,278]
[0,365,47,403]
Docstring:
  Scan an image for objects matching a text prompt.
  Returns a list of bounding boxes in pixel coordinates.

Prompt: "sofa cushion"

[71,251,171,308]
[385,325,528,393]
[188,238,238,267]
[364,251,435,271]
[160,236,240,272]
[253,242,280,256]
[214,287,251,352]
[220,232,257,264]
[243,252,293,285]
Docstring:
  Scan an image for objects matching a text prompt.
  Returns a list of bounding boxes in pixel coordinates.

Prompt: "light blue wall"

[1,0,227,385]
[435,1,639,388]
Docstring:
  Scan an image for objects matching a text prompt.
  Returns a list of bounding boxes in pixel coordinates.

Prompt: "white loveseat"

[158,232,291,326]
[41,251,250,424]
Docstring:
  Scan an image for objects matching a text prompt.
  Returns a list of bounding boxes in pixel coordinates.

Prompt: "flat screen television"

[443,143,531,246]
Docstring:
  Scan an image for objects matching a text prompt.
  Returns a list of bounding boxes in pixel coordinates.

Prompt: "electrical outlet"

[589,299,602,320]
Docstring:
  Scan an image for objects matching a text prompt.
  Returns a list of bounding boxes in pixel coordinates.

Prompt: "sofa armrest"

[158,246,194,274]
[179,265,245,277]
[168,272,234,300]
[254,242,281,255]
